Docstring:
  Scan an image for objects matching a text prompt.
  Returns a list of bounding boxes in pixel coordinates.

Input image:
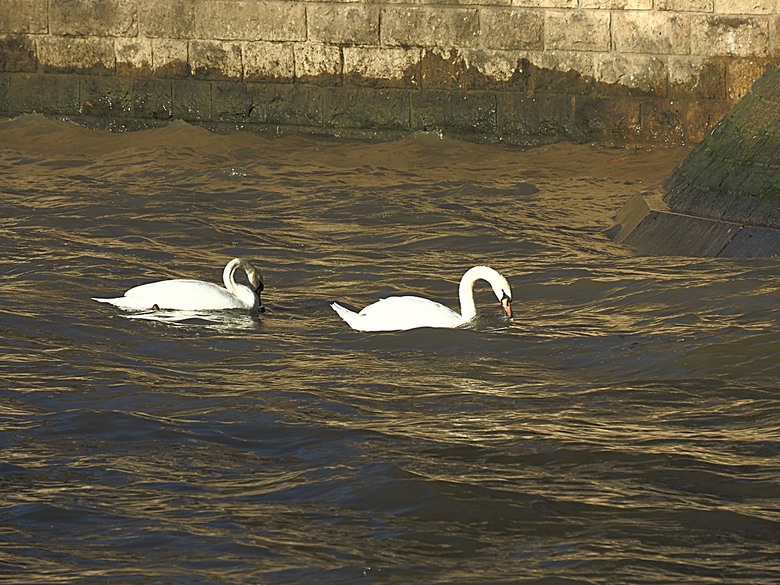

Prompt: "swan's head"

[500,290,513,319]
[227,258,266,313]
[484,268,513,319]
[246,265,266,313]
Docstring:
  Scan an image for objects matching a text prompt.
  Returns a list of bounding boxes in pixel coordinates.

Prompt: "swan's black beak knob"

[255,281,266,312]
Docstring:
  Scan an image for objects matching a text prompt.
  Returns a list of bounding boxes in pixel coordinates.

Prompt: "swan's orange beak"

[501,297,513,319]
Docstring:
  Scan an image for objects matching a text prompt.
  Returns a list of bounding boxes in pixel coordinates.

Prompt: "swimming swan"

[93,258,264,312]
[331,265,512,332]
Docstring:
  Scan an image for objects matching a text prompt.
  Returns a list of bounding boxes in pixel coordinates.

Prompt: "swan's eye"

[501,290,511,302]
[255,281,265,293]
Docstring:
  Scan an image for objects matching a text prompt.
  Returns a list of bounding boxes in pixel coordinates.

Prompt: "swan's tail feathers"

[331,302,360,328]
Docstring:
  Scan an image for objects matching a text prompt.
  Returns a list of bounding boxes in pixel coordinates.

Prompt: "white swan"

[93,258,264,312]
[331,265,512,332]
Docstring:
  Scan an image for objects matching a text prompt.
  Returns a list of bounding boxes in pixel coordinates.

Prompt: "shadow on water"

[0,115,778,584]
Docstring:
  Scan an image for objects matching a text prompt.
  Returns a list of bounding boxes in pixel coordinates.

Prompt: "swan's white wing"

[333,296,465,331]
[95,279,247,310]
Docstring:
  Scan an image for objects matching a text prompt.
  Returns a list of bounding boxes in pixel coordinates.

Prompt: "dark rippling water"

[1,114,778,584]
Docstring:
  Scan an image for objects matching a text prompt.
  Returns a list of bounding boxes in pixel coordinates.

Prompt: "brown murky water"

[1,114,778,584]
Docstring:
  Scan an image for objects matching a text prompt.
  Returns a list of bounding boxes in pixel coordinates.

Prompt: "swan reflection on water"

[125,309,262,331]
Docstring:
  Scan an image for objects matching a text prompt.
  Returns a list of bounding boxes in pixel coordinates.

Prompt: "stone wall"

[0,0,778,144]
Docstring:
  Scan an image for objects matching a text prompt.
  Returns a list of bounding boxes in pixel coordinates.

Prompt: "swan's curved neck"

[222,258,259,309]
[223,258,243,294]
[458,267,483,321]
[457,265,508,321]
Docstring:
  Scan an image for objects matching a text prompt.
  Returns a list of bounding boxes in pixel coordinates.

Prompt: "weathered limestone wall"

[1,0,778,143]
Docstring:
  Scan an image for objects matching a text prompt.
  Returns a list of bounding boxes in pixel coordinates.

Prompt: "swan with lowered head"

[93,258,264,312]
[331,265,512,332]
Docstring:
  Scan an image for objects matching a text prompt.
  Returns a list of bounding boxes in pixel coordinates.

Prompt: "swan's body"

[331,265,512,332]
[93,258,264,312]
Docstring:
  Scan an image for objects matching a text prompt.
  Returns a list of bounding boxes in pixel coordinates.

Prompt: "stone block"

[418,48,527,91]
[580,0,652,7]
[51,0,137,37]
[617,200,742,256]
[189,40,242,80]
[727,58,774,100]
[545,10,611,52]
[307,4,379,46]
[652,214,739,256]
[9,73,81,114]
[382,7,480,48]
[152,40,188,78]
[479,8,543,50]
[655,0,713,9]
[261,83,323,127]
[639,99,686,143]
[596,54,668,97]
[690,16,771,57]
[295,43,341,85]
[411,90,497,135]
[512,0,576,6]
[343,47,421,88]
[526,51,597,95]
[244,42,294,82]
[464,49,529,88]
[212,81,264,123]
[81,76,133,117]
[680,99,732,142]
[171,79,212,121]
[138,0,195,38]
[719,227,780,258]
[116,37,153,77]
[669,57,726,99]
[610,196,780,258]
[132,78,173,119]
[420,48,490,90]
[323,87,410,131]
[613,12,691,54]
[38,37,115,75]
[501,93,574,137]
[607,193,668,243]
[716,0,777,15]
[0,0,48,34]
[572,96,642,142]
[0,35,36,72]
[193,1,306,42]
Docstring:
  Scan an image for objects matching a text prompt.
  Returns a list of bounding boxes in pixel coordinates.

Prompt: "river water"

[1,114,778,584]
